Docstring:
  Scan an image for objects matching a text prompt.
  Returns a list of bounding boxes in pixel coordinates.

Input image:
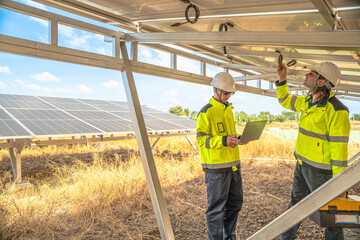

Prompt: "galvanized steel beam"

[247,153,360,239]
[120,41,175,240]
[125,31,360,50]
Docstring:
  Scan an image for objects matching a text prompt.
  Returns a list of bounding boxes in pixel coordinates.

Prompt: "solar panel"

[0,95,55,110]
[0,94,196,139]
[66,110,137,133]
[6,109,103,137]
[39,96,98,111]
[78,99,128,111]
[0,109,32,139]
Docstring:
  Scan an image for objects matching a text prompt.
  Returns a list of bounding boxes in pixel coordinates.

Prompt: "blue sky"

[0,0,359,117]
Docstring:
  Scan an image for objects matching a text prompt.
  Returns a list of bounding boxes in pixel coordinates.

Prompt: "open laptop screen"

[240,120,267,142]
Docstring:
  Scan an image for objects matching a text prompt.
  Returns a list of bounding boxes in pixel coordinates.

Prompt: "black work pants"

[205,167,243,240]
[281,161,344,240]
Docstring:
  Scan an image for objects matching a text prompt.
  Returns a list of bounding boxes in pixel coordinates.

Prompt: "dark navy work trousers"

[281,161,344,240]
[205,167,243,240]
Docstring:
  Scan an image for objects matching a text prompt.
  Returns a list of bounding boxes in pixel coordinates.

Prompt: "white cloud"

[32,72,60,82]
[15,78,74,93]
[160,96,179,103]
[53,88,75,94]
[160,89,180,103]
[102,80,119,88]
[15,79,24,84]
[59,25,73,38]
[25,83,43,90]
[0,66,12,74]
[0,81,7,89]
[23,0,47,10]
[177,56,201,74]
[140,48,152,59]
[94,47,112,56]
[77,84,92,93]
[29,16,48,27]
[69,34,91,48]
[164,89,177,97]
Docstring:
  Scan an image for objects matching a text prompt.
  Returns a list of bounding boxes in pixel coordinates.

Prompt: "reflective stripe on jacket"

[196,97,240,169]
[276,80,350,176]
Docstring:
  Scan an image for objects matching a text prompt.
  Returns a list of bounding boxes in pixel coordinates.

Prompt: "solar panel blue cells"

[141,106,163,113]
[171,119,197,129]
[0,93,196,139]
[0,109,32,139]
[67,110,136,133]
[39,97,98,111]
[78,99,128,112]
[0,94,55,110]
[7,109,103,137]
[145,119,190,131]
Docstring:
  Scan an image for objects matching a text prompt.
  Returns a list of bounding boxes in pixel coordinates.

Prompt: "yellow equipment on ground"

[310,194,360,228]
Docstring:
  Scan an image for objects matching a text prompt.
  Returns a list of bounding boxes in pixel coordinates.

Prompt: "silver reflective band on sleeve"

[331,159,348,167]
[296,153,332,170]
[328,136,349,143]
[196,132,209,139]
[278,93,289,103]
[205,136,213,149]
[202,161,239,169]
[291,95,297,112]
[299,127,349,143]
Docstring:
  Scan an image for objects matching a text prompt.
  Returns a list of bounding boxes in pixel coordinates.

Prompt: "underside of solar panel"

[0,94,196,139]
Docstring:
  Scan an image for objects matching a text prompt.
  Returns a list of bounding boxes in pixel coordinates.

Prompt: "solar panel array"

[0,94,196,139]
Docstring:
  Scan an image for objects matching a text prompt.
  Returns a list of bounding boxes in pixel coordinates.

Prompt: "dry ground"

[0,144,359,240]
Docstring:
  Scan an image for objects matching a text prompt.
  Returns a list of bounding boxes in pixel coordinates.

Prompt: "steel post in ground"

[120,41,175,240]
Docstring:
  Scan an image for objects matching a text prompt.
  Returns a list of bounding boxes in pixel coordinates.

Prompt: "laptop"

[239,120,267,143]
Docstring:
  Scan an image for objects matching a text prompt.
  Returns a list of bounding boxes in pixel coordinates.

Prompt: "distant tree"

[234,111,249,124]
[169,106,196,118]
[189,111,198,120]
[282,110,299,120]
[184,108,190,116]
[258,111,270,121]
[169,106,183,116]
[275,115,287,122]
[352,114,360,121]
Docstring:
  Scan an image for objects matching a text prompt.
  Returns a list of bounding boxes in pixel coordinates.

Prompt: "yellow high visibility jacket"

[276,81,350,176]
[196,97,240,169]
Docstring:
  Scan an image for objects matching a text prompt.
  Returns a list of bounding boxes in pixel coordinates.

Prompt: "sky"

[0,0,359,117]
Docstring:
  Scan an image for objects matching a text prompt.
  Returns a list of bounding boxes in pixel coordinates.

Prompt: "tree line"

[168,106,360,123]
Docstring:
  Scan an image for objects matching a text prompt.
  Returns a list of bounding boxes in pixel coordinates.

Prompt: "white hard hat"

[310,62,341,87]
[210,72,236,92]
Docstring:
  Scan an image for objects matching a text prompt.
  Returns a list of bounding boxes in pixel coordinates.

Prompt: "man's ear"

[317,79,326,85]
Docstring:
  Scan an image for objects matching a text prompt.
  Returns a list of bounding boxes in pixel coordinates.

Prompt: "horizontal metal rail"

[0,132,195,149]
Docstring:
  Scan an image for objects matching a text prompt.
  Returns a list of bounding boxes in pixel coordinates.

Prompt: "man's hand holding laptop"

[227,135,249,148]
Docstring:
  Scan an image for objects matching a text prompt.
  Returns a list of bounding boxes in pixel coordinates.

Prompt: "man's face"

[304,70,320,88]
[216,88,233,102]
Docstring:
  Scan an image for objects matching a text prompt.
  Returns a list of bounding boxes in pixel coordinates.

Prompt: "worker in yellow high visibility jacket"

[197,72,246,240]
[277,62,350,240]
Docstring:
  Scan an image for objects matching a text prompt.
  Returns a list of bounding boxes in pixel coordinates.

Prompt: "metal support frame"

[151,137,161,149]
[8,139,25,183]
[184,134,197,151]
[120,41,175,240]
[247,151,360,240]
[125,31,360,50]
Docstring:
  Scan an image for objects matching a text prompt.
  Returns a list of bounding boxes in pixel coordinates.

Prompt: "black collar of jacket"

[317,95,330,107]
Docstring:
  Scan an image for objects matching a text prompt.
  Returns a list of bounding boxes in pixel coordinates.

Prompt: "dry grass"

[0,129,359,239]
